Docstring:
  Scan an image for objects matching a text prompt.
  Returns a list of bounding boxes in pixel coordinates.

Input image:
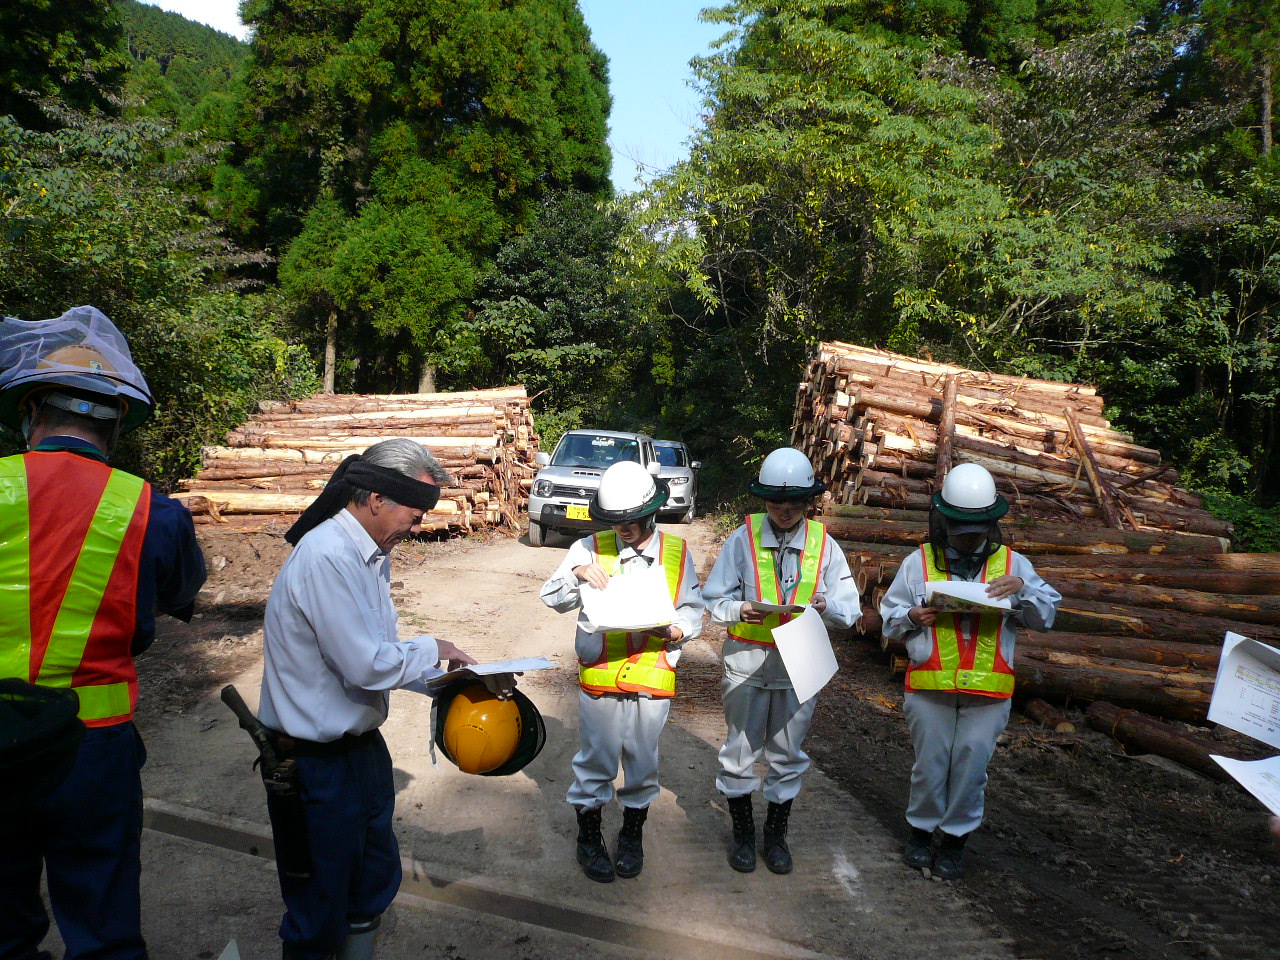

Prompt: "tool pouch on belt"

[220,685,312,880]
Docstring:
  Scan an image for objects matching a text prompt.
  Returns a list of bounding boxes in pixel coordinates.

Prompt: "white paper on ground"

[771,606,838,704]
[1210,754,1280,816]
[421,656,555,695]
[924,580,1012,614]
[579,565,677,633]
[1207,632,1280,749]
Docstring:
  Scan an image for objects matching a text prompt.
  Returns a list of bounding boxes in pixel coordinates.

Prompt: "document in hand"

[771,606,838,704]
[422,656,555,696]
[924,580,1012,614]
[580,565,677,633]
[751,600,807,615]
[1208,632,1280,749]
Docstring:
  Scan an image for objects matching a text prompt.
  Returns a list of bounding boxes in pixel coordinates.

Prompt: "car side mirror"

[646,461,661,476]
[691,461,702,471]
[535,452,550,467]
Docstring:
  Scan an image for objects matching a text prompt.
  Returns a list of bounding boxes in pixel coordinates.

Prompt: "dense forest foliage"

[0,1,1277,543]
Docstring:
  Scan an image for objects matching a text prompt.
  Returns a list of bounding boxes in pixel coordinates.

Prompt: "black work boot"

[615,805,649,879]
[574,806,615,883]
[903,827,933,870]
[934,832,968,880]
[761,799,794,875]
[726,794,756,873]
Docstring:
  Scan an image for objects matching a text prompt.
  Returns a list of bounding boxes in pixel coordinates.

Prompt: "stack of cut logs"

[794,343,1276,756]
[177,386,539,536]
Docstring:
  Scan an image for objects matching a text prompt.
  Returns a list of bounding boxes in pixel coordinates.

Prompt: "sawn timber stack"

[793,342,1270,729]
[177,386,539,536]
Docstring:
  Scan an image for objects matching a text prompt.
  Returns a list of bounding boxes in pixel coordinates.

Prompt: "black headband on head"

[285,453,442,546]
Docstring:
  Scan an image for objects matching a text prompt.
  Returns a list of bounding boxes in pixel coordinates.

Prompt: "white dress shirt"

[540,530,704,673]
[703,518,861,689]
[259,509,443,741]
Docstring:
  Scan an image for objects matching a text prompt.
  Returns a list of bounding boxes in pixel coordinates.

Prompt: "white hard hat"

[589,461,669,524]
[934,463,1008,522]
[749,447,826,501]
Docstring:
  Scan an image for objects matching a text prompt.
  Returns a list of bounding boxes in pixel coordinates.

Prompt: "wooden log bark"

[1084,701,1239,780]
[1066,407,1129,529]
[1051,579,1280,627]
[1023,699,1077,732]
[1020,633,1221,671]
[1050,598,1280,643]
[1032,565,1280,594]
[1014,648,1214,723]
[934,374,957,486]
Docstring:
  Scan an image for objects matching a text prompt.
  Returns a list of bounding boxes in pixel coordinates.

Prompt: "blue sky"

[141,1,728,191]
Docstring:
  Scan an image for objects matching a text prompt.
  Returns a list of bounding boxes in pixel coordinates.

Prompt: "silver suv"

[655,440,700,523]
[526,429,661,547]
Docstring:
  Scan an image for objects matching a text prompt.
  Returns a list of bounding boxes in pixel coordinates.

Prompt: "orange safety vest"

[905,543,1015,698]
[728,514,826,646]
[0,452,151,726]
[578,530,687,698]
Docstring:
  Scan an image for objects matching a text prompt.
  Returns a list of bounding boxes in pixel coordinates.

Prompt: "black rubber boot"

[762,799,794,875]
[615,805,648,879]
[934,832,968,880]
[726,794,756,873]
[574,806,616,883]
[904,827,933,870]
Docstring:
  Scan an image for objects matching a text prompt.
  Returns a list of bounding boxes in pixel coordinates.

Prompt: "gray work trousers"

[567,690,670,810]
[903,690,1011,837]
[716,677,816,804]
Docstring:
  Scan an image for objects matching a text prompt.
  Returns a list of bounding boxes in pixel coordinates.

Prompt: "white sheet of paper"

[752,600,807,614]
[421,657,555,695]
[924,580,1012,613]
[1208,632,1280,750]
[770,606,838,704]
[1211,754,1280,816]
[579,565,677,633]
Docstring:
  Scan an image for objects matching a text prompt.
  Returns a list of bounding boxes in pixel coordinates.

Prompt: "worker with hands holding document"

[881,462,1061,881]
[540,460,703,883]
[703,447,860,876]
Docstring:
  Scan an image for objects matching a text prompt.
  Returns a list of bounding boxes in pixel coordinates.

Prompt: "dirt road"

[37,520,1280,959]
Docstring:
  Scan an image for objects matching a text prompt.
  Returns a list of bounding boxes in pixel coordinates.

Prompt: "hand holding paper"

[924,580,1013,614]
[579,565,677,633]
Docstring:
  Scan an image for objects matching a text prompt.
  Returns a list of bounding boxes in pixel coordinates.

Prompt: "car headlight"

[533,479,554,498]
[668,477,689,485]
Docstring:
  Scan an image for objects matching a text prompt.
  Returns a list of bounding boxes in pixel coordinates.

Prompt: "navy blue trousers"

[275,732,401,960]
[0,723,147,960]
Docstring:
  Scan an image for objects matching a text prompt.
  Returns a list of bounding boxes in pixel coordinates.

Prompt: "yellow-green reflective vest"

[906,544,1016,698]
[0,452,151,725]
[578,531,687,698]
[728,515,826,646]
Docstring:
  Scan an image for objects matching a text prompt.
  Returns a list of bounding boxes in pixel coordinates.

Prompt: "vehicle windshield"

[551,434,641,469]
[654,444,687,467]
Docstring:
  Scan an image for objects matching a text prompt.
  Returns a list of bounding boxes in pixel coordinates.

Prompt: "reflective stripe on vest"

[578,530,687,698]
[906,544,1015,698]
[0,453,150,725]
[728,514,826,646]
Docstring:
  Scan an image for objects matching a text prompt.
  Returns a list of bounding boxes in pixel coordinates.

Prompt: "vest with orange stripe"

[0,452,151,726]
[578,530,687,698]
[727,514,826,646]
[905,543,1016,698]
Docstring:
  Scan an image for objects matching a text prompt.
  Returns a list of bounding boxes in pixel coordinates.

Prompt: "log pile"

[793,342,1275,732]
[177,386,540,536]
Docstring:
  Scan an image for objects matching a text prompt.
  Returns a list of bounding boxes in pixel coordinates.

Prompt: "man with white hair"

[260,439,511,960]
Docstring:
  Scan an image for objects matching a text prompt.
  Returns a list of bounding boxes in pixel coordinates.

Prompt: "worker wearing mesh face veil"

[0,306,206,960]
[880,462,1061,880]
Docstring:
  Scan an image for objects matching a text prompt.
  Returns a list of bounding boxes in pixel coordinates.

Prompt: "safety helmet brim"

[931,490,1009,522]
[432,682,546,777]
[588,477,670,525]
[748,477,827,501]
[0,375,153,435]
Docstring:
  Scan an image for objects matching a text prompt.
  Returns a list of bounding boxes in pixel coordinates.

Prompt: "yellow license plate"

[566,504,591,521]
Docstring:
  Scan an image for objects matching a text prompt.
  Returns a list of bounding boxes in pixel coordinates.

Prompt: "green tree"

[0,0,128,128]
[230,0,611,391]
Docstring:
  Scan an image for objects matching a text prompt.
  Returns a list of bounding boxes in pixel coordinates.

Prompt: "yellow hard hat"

[441,684,522,775]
